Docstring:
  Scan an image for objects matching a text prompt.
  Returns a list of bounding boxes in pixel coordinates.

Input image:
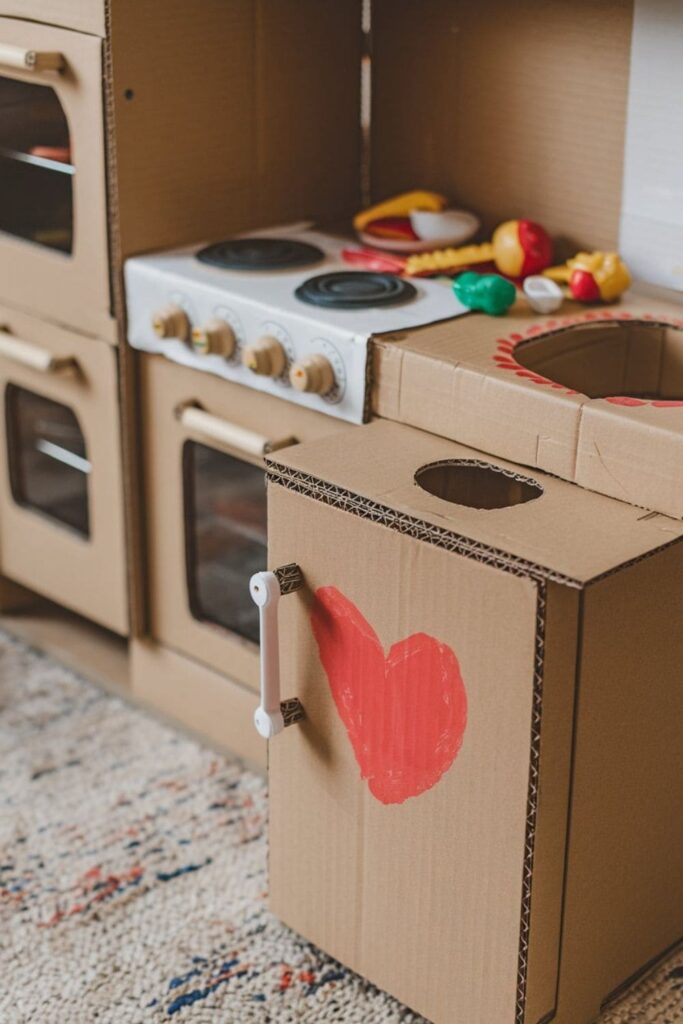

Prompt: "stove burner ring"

[295,271,417,309]
[196,237,325,271]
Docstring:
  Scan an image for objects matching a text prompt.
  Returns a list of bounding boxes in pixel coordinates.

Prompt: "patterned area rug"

[0,630,680,1024]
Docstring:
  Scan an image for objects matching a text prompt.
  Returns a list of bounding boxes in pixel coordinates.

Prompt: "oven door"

[0,17,111,340]
[0,303,128,633]
[142,356,305,691]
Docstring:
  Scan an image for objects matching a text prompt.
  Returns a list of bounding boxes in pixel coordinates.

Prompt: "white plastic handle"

[0,330,76,374]
[178,404,295,459]
[0,45,65,73]
[250,565,304,739]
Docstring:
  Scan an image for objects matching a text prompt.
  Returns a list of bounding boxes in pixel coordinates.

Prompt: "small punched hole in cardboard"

[415,460,543,510]
[514,321,683,400]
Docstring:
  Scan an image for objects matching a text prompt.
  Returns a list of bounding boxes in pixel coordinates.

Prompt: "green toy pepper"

[453,271,516,317]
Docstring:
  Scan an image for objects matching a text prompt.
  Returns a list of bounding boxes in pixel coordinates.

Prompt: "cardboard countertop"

[267,420,683,585]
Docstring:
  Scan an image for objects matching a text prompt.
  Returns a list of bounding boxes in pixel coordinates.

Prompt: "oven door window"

[6,384,90,536]
[0,77,73,254]
[183,441,267,645]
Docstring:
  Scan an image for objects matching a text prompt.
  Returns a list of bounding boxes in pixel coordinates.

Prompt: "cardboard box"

[373,294,683,518]
[0,302,128,634]
[139,354,350,689]
[265,419,683,1024]
[0,1,362,339]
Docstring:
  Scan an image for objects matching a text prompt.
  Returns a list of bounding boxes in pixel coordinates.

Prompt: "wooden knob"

[242,336,286,378]
[152,304,190,342]
[289,354,335,395]
[191,318,236,357]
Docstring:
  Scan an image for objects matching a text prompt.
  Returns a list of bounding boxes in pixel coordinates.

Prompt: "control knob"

[191,317,236,357]
[242,335,286,378]
[152,303,190,342]
[289,354,335,395]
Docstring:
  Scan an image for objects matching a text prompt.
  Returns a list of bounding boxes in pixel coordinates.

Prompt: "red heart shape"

[311,587,468,805]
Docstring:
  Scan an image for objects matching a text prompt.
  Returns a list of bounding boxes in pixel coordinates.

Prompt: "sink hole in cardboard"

[514,321,683,400]
[415,460,543,510]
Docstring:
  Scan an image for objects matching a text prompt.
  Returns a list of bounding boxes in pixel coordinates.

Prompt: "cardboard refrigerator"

[257,420,683,1024]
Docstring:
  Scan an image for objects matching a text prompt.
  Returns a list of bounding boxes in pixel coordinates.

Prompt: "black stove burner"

[196,237,325,271]
[295,271,417,310]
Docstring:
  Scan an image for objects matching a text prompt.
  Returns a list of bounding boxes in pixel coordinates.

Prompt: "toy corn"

[404,219,553,278]
[543,251,631,303]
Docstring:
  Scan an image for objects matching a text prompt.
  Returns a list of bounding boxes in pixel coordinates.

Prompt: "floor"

[0,629,680,1023]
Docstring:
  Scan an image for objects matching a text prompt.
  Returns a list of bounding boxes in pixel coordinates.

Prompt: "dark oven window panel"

[184,441,267,646]
[0,76,73,254]
[6,384,91,537]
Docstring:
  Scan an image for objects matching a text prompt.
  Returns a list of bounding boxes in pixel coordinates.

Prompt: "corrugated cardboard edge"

[266,459,683,1023]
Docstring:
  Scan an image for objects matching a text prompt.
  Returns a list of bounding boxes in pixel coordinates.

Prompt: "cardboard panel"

[108,0,362,270]
[554,543,683,1022]
[371,0,633,251]
[267,419,683,584]
[131,639,266,772]
[268,484,551,1024]
[140,355,349,688]
[0,18,113,340]
[0,2,104,36]
[372,296,683,518]
[0,304,128,634]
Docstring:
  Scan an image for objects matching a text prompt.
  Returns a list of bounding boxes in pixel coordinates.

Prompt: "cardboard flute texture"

[139,354,350,687]
[265,420,683,1024]
[0,303,128,635]
[372,295,683,519]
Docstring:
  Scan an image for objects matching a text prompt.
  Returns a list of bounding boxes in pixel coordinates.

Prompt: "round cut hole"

[415,460,543,510]
[513,321,683,401]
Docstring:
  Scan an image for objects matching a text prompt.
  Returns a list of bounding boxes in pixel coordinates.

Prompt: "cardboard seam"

[265,464,582,588]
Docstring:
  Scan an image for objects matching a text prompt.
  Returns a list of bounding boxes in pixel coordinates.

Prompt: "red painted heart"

[310,586,468,805]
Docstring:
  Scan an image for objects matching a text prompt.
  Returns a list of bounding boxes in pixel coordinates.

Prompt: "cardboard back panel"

[371,0,633,253]
[0,303,128,634]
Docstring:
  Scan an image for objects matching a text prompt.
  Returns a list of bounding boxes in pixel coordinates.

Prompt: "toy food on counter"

[523,275,564,314]
[403,219,553,278]
[353,190,480,253]
[543,251,631,303]
[453,272,517,317]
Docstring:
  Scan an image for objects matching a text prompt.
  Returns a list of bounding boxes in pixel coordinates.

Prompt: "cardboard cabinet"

[265,420,683,1024]
[0,303,128,634]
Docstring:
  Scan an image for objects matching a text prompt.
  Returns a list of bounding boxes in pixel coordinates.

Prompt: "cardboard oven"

[262,420,683,1024]
[0,303,128,634]
[138,355,349,697]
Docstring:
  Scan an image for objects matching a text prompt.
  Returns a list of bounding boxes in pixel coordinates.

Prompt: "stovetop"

[124,224,468,424]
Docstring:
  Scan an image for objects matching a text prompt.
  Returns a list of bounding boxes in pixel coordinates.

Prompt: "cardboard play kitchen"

[261,420,683,1024]
[0,0,361,342]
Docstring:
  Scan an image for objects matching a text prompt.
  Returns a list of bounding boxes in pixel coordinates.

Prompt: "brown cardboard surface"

[554,545,683,1022]
[373,295,683,518]
[0,17,113,340]
[267,419,683,584]
[0,2,104,35]
[371,0,633,252]
[268,484,550,1024]
[107,0,362,283]
[131,639,266,773]
[0,303,128,634]
[140,355,350,688]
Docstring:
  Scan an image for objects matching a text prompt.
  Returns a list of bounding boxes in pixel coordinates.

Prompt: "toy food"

[523,275,564,314]
[353,190,447,232]
[404,219,553,278]
[453,271,517,317]
[544,251,631,303]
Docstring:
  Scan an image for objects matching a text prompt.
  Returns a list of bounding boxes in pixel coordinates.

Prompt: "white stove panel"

[125,227,467,424]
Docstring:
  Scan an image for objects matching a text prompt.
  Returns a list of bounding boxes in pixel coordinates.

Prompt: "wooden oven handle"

[0,329,76,373]
[250,566,305,738]
[177,403,295,459]
[0,44,65,73]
